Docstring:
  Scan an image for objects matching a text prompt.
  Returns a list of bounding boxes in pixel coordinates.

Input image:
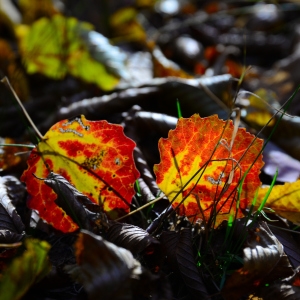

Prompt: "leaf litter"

[1,1,300,300]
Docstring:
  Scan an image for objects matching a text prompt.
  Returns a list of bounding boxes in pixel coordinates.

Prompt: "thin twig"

[1,77,44,141]
[115,194,165,221]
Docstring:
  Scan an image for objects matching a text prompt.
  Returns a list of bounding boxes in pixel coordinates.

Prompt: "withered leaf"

[43,172,103,232]
[0,176,25,243]
[160,229,209,299]
[222,222,294,300]
[66,230,142,300]
[106,222,160,256]
[176,229,209,299]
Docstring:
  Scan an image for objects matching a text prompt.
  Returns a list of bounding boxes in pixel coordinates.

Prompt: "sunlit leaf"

[256,179,300,225]
[0,238,51,300]
[21,115,139,233]
[154,114,264,226]
[20,15,119,90]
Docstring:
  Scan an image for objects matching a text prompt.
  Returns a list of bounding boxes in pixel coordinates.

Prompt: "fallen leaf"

[152,47,193,79]
[20,15,119,90]
[222,222,294,300]
[110,7,147,44]
[0,137,28,171]
[154,114,264,226]
[43,172,104,232]
[262,142,300,183]
[176,229,209,299]
[0,238,51,300]
[66,230,142,300]
[21,115,139,233]
[256,179,300,225]
[160,228,209,299]
[106,222,160,256]
[0,39,29,101]
[18,0,59,24]
[0,176,25,243]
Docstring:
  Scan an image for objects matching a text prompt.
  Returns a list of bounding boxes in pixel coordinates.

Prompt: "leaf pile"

[1,1,300,300]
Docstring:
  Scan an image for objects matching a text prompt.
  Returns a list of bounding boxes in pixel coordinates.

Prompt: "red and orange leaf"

[21,115,139,233]
[154,114,264,226]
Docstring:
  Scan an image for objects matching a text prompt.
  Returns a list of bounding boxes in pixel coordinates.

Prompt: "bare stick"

[2,77,44,141]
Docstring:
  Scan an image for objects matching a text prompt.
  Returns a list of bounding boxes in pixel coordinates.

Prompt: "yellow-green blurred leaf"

[257,180,300,225]
[20,15,119,90]
[0,238,51,300]
[110,8,147,44]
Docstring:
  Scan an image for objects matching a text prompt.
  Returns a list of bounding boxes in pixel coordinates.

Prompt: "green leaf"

[0,238,51,300]
[20,15,119,90]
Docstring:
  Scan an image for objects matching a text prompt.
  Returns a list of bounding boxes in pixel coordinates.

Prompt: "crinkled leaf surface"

[44,172,102,232]
[67,230,141,300]
[222,222,294,300]
[257,179,300,225]
[21,115,139,233]
[106,222,160,256]
[154,114,264,226]
[20,15,119,90]
[0,238,51,300]
[0,176,25,242]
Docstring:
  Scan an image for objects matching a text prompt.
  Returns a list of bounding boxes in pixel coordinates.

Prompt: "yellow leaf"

[257,180,300,224]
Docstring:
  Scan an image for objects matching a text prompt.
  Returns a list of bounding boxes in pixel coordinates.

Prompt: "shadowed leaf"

[66,230,141,300]
[43,172,105,232]
[176,228,209,299]
[106,222,160,256]
[0,176,25,243]
[222,222,294,300]
[0,238,51,300]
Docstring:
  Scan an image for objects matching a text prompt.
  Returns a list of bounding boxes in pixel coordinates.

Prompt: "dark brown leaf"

[176,229,209,299]
[0,176,25,243]
[106,222,160,256]
[66,230,143,300]
[222,222,294,300]
[44,172,103,232]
